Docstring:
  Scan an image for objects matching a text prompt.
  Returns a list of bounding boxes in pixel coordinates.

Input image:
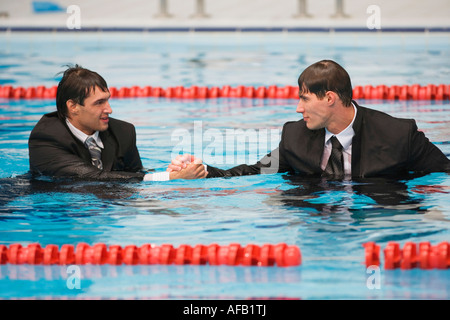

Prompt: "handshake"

[166,154,208,180]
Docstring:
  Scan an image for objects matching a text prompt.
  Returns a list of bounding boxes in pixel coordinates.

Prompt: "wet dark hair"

[298,60,353,107]
[56,65,109,120]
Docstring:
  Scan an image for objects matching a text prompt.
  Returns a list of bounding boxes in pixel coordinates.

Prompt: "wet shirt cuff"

[143,172,170,181]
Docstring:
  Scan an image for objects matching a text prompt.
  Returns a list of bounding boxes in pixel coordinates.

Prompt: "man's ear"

[66,99,78,116]
[326,91,337,106]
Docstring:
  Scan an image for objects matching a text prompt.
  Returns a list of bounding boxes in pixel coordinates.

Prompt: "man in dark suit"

[169,60,450,178]
[29,65,206,181]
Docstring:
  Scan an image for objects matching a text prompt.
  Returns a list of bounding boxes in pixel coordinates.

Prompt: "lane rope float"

[363,241,450,270]
[2,241,448,270]
[1,84,449,100]
[0,243,301,267]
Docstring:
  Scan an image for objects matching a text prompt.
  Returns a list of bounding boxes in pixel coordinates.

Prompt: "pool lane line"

[0,242,301,267]
[1,84,449,100]
[364,241,450,270]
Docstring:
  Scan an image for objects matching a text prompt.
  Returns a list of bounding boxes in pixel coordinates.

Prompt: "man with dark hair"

[169,60,449,178]
[29,65,206,181]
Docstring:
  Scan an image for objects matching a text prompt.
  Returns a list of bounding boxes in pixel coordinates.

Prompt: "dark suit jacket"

[28,112,145,181]
[207,102,450,178]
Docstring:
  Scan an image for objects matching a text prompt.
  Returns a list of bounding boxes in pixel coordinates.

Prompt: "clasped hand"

[167,154,208,180]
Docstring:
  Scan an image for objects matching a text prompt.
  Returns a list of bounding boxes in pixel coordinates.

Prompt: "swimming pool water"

[1,97,449,300]
[0,32,449,300]
[1,32,450,88]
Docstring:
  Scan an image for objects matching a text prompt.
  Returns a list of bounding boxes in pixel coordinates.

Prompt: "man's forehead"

[298,83,311,94]
[298,89,313,97]
[86,86,110,99]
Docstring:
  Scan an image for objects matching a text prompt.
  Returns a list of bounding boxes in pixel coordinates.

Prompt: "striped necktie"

[85,136,103,170]
[323,136,344,177]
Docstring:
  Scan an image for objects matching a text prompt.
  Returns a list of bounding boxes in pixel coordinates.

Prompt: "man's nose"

[104,101,112,114]
[296,100,304,113]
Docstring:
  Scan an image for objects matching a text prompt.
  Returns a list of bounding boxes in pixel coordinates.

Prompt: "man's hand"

[167,154,202,172]
[169,163,208,180]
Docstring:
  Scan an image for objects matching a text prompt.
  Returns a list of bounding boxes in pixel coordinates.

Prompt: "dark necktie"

[323,136,344,177]
[85,136,103,170]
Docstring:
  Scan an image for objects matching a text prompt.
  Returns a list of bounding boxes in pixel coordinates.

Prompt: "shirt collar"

[65,118,104,149]
[324,103,357,150]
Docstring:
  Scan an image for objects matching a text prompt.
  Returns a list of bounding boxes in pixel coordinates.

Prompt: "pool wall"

[0,0,449,32]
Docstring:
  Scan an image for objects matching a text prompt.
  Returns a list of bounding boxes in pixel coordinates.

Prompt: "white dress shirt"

[65,118,169,181]
[66,118,104,149]
[320,104,357,176]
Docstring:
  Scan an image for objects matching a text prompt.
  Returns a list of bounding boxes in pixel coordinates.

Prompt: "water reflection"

[1,263,448,300]
[270,173,445,214]
[0,174,177,218]
[0,264,302,299]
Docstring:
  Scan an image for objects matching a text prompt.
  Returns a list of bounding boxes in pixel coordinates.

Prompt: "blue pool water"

[0,32,449,300]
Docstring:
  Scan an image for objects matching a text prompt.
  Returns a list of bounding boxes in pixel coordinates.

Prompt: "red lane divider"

[1,84,449,100]
[353,84,450,100]
[0,85,58,99]
[363,241,450,270]
[0,243,301,267]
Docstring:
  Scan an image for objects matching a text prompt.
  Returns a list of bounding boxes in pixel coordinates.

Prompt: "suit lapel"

[351,101,364,177]
[99,130,116,171]
[307,128,325,173]
[61,117,93,162]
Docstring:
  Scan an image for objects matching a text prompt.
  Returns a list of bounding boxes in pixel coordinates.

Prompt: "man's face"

[296,91,332,131]
[68,86,112,135]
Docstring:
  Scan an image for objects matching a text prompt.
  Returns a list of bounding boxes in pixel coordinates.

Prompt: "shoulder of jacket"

[283,119,304,128]
[358,105,415,128]
[31,112,65,134]
[108,118,136,130]
[282,119,308,134]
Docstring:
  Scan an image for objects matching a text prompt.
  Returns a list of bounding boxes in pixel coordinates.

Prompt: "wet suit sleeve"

[407,120,450,173]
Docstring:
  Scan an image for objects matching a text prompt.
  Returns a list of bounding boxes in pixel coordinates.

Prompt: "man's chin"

[99,124,109,132]
[305,123,316,130]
